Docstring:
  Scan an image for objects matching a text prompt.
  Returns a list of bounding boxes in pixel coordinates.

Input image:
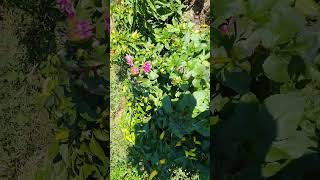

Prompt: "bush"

[35,0,109,179]
[130,0,185,37]
[111,1,210,179]
[212,0,320,179]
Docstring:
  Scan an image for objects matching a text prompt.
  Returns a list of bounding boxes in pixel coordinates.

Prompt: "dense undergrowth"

[34,0,109,179]
[111,0,210,179]
[212,0,320,179]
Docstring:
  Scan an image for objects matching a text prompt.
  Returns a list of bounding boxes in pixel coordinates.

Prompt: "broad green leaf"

[59,144,70,164]
[48,141,60,160]
[82,163,96,178]
[263,54,290,83]
[265,146,291,162]
[217,69,251,94]
[94,129,109,141]
[53,161,68,180]
[149,71,159,80]
[273,131,316,159]
[262,162,284,178]
[162,95,172,114]
[267,3,304,44]
[89,137,106,165]
[264,93,304,140]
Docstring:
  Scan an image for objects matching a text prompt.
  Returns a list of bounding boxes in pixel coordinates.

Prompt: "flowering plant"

[36,0,109,179]
[111,1,210,178]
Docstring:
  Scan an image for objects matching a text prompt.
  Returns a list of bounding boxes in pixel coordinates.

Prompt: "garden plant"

[33,0,110,179]
[212,0,320,179]
[111,0,210,179]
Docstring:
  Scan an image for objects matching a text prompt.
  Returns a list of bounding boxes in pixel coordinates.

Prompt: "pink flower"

[133,67,139,74]
[56,0,70,9]
[76,20,93,39]
[219,24,228,34]
[130,67,139,75]
[56,0,75,18]
[64,4,75,18]
[143,61,151,74]
[125,55,134,67]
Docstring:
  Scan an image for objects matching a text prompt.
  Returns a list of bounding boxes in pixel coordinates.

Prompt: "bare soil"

[183,0,210,24]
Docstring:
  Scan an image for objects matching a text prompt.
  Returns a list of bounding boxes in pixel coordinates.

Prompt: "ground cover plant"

[212,0,320,179]
[111,0,210,179]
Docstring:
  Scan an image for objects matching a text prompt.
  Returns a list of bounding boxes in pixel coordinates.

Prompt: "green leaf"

[265,146,291,162]
[79,142,90,155]
[264,93,304,140]
[59,144,70,164]
[89,137,106,165]
[95,18,106,39]
[267,2,304,44]
[217,69,251,94]
[273,131,316,159]
[76,0,95,19]
[213,0,244,18]
[263,54,290,83]
[162,95,172,114]
[94,129,109,141]
[149,71,159,80]
[262,162,284,178]
[48,141,59,160]
[53,161,68,180]
[82,163,96,178]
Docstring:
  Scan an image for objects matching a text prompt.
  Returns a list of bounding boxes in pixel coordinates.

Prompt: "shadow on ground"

[212,95,276,180]
[126,93,210,179]
[211,89,320,180]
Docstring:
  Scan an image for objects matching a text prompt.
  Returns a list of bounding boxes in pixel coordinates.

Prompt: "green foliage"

[111,1,210,179]
[212,0,320,179]
[35,1,109,179]
[131,0,185,36]
[111,0,185,39]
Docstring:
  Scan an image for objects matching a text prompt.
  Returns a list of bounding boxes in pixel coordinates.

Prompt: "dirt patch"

[0,6,53,179]
[183,0,210,24]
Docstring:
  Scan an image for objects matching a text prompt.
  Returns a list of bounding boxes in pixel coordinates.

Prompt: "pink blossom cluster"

[76,20,94,39]
[125,55,134,67]
[56,0,94,40]
[142,61,151,74]
[56,0,75,18]
[124,55,151,75]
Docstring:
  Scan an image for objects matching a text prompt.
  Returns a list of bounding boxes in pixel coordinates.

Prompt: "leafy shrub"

[111,0,185,80]
[111,1,210,179]
[212,0,320,179]
[130,0,185,36]
[35,0,109,179]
